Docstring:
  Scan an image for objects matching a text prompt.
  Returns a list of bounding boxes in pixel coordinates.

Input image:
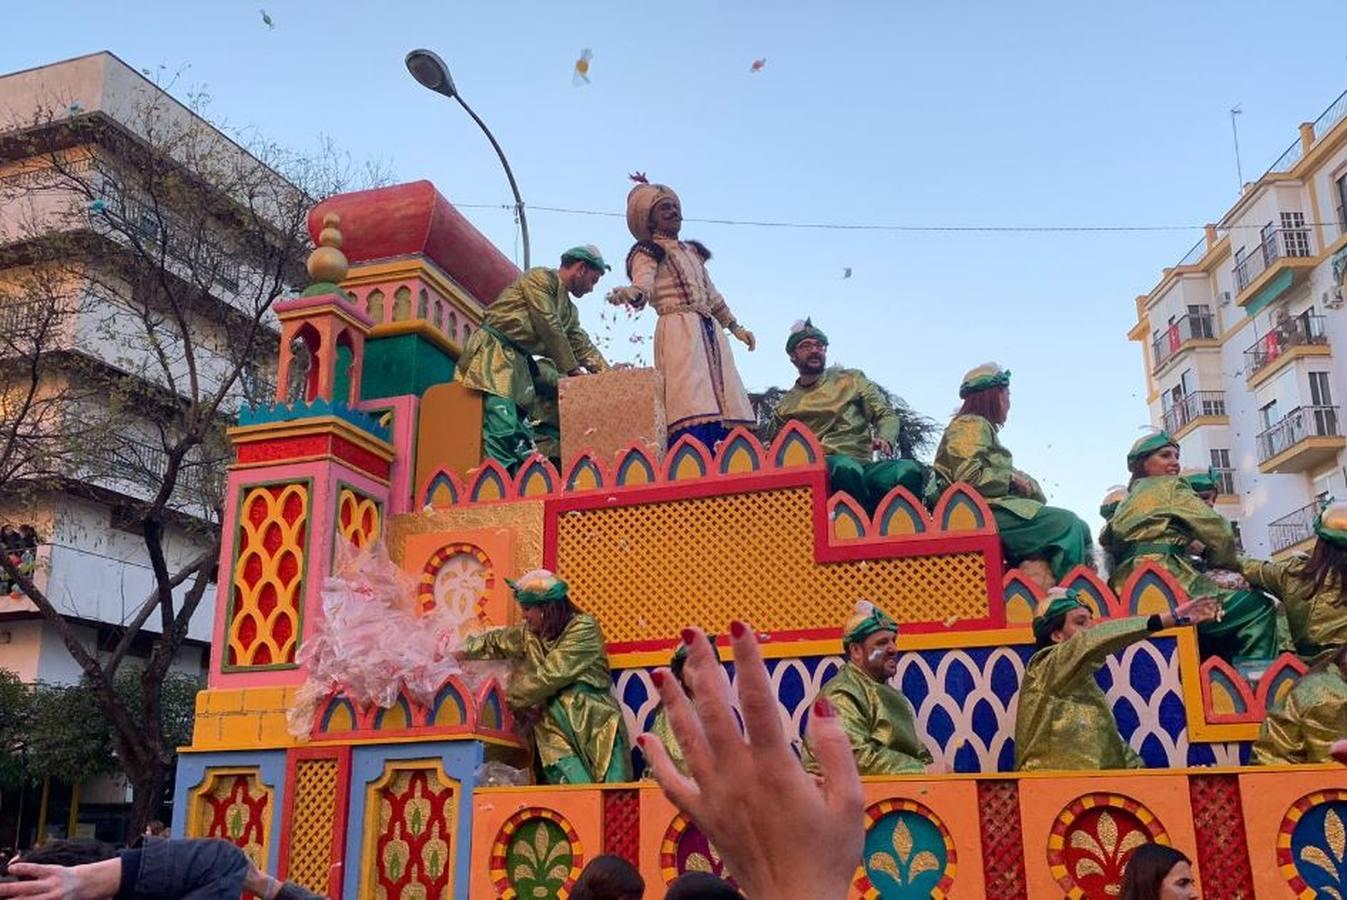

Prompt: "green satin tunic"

[803,661,931,775]
[1251,666,1347,765]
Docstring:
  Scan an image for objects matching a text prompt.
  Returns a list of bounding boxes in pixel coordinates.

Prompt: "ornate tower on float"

[173,181,1347,900]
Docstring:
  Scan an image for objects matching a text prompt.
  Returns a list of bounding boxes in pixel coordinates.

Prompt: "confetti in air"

[750,58,767,73]
[842,267,852,279]
[260,9,274,29]
[573,48,593,85]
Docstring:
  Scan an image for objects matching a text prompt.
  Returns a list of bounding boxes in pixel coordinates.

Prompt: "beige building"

[1129,88,1347,559]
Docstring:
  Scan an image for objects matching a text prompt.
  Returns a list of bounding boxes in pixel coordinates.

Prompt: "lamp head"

[405,49,456,98]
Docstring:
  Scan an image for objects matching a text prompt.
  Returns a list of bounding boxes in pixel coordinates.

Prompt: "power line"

[452,202,1347,235]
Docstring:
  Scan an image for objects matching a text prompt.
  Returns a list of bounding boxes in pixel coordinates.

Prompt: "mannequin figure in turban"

[1105,430,1286,664]
[458,569,631,783]
[606,177,756,451]
[925,363,1093,590]
[769,319,925,513]
[1240,501,1347,659]
[1014,589,1219,770]
[802,601,933,775]
[1251,644,1347,764]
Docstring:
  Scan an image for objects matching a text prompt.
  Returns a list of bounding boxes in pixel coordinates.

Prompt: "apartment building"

[1129,89,1347,560]
[0,51,295,842]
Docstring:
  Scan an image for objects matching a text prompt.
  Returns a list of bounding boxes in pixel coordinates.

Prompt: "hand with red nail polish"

[641,623,864,900]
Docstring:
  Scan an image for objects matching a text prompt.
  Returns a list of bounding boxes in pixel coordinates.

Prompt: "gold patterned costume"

[1015,617,1152,771]
[1250,665,1347,765]
[454,265,608,469]
[925,413,1091,579]
[460,613,631,783]
[1106,475,1283,662]
[1241,556,1347,659]
[803,661,932,774]
[644,706,687,777]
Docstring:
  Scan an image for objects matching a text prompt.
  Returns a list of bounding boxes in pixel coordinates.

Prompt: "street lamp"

[405,48,531,269]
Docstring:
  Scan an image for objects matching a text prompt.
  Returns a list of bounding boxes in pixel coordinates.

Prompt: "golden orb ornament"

[306,212,349,285]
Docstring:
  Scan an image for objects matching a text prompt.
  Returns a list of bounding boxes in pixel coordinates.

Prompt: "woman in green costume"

[926,363,1093,589]
[1105,431,1285,664]
[458,569,632,784]
[1251,644,1347,764]
[1240,501,1347,659]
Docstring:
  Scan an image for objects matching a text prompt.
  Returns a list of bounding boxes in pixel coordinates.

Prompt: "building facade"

[0,51,297,844]
[1130,89,1347,560]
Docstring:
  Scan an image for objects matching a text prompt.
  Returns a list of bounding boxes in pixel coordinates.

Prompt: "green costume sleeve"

[1038,617,1154,686]
[829,685,927,772]
[942,416,1012,499]
[459,624,528,660]
[506,615,605,709]
[856,375,899,447]
[1241,557,1295,596]
[1174,483,1239,569]
[1251,691,1307,764]
[1012,469,1047,503]
[521,269,582,375]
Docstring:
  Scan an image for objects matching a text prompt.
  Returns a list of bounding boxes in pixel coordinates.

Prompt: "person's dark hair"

[1119,843,1189,900]
[1034,612,1069,651]
[957,386,1007,427]
[570,853,645,900]
[664,871,744,900]
[670,633,717,696]
[145,819,167,836]
[1303,535,1347,599]
[15,525,37,548]
[539,597,578,642]
[19,837,117,867]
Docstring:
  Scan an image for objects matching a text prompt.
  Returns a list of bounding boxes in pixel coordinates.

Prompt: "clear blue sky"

[8,0,1347,526]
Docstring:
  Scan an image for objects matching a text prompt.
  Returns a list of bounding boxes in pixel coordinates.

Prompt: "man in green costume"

[1251,645,1347,764]
[1015,588,1218,771]
[1107,431,1286,664]
[457,569,631,784]
[642,631,718,778]
[769,319,924,513]
[803,601,934,774]
[925,363,1093,589]
[455,246,611,471]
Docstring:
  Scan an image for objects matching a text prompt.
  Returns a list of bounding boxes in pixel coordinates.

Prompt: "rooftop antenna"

[1230,105,1245,190]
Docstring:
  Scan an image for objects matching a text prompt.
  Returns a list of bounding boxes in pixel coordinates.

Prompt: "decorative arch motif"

[417,541,494,618]
[1280,789,1347,898]
[188,768,273,869]
[227,482,309,669]
[664,435,712,482]
[874,487,931,537]
[855,798,956,899]
[489,808,584,900]
[659,813,737,888]
[420,468,462,508]
[335,486,381,553]
[564,453,606,492]
[361,761,457,900]
[1046,793,1168,899]
[715,428,764,474]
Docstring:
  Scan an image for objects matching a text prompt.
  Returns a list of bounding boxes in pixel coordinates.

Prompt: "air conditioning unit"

[1218,291,1233,306]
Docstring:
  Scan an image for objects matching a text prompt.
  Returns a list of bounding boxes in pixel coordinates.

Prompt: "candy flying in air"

[574,48,593,85]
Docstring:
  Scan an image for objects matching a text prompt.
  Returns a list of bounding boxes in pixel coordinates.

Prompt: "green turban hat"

[671,632,718,664]
[786,318,828,354]
[958,363,1011,398]
[1099,485,1128,521]
[843,601,898,647]
[1182,467,1219,495]
[1127,430,1177,469]
[507,569,569,607]
[1316,501,1347,548]
[1032,588,1087,643]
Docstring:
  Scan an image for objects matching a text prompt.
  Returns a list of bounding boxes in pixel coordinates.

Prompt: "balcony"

[1269,500,1327,557]
[1151,313,1218,372]
[1161,391,1227,438]
[1233,225,1317,307]
[1256,405,1346,474]
[1243,314,1330,388]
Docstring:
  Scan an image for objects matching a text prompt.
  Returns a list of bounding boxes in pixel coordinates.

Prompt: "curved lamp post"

[405,48,530,269]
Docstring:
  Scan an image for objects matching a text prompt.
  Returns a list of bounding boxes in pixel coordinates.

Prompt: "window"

[1337,173,1347,232]
[1210,449,1234,495]
[1187,304,1214,338]
[1310,371,1334,407]
[1281,211,1311,257]
[1260,400,1280,431]
[1310,372,1339,436]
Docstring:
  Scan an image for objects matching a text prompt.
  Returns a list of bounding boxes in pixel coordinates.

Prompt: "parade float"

[171,180,1347,899]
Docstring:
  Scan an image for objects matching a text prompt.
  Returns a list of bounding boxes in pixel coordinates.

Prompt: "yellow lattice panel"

[556,486,988,644]
[337,487,382,550]
[285,758,338,892]
[228,483,309,667]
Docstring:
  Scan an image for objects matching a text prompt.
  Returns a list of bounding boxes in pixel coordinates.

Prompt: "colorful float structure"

[173,181,1347,899]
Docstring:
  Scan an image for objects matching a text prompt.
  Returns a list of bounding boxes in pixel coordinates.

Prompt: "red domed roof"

[308,180,519,306]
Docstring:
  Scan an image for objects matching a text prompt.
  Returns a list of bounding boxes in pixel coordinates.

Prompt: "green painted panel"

[1244,268,1294,318]
[360,333,455,400]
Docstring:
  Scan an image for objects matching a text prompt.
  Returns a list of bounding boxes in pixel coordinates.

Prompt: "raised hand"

[730,324,755,351]
[641,623,864,900]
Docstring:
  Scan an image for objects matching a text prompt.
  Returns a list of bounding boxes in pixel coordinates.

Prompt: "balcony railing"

[1151,314,1216,370]
[1234,226,1314,293]
[1243,314,1328,377]
[1269,499,1328,553]
[1161,391,1227,434]
[1256,405,1342,464]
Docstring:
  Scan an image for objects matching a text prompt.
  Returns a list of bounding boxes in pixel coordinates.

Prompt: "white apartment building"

[0,52,293,842]
[1130,89,1347,560]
